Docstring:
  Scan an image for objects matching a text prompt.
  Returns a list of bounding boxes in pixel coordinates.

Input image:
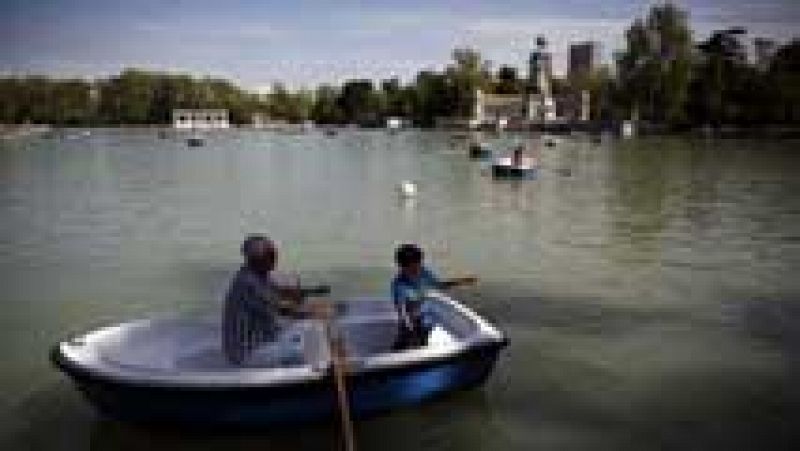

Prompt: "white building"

[386,117,407,130]
[474,91,526,129]
[173,109,230,129]
[473,36,591,128]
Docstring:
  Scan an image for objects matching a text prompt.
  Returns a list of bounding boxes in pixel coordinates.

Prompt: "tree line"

[0,3,797,128]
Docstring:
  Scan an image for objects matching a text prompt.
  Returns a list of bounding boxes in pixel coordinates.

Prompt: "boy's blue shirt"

[391,266,441,330]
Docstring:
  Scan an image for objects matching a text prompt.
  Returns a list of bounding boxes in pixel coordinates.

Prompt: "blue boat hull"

[53,342,504,427]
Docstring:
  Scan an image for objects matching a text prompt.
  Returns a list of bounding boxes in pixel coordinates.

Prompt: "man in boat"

[222,235,330,365]
[392,244,477,349]
[512,145,524,167]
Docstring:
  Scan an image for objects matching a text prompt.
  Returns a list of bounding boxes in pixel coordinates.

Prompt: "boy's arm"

[396,301,415,330]
[437,276,478,289]
[393,283,417,330]
[424,268,477,290]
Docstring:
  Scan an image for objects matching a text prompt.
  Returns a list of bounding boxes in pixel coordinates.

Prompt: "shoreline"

[3,123,800,140]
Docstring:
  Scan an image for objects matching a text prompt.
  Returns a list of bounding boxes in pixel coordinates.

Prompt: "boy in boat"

[222,235,330,365]
[392,244,476,349]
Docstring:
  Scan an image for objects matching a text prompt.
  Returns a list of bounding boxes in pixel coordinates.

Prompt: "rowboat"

[491,156,539,179]
[51,292,507,426]
[468,143,492,159]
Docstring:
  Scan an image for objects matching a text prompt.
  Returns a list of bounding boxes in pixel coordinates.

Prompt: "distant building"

[469,36,597,128]
[527,36,557,122]
[251,112,284,129]
[386,117,407,129]
[474,91,527,127]
[568,42,599,80]
[173,109,230,129]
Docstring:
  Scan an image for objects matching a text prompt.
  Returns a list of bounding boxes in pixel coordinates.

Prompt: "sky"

[2,0,798,90]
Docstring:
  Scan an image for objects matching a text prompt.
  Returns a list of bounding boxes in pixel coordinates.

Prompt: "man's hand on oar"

[300,284,331,297]
[305,298,335,319]
[275,284,332,316]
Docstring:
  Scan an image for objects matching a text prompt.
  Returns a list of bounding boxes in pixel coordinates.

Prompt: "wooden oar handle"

[323,314,356,451]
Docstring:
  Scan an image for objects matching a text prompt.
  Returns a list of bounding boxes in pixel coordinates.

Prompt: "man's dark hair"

[395,244,423,267]
[241,234,271,257]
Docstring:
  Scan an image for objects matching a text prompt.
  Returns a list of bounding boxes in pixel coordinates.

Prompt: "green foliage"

[266,83,313,122]
[494,65,521,94]
[616,3,693,124]
[412,71,451,126]
[337,80,380,125]
[765,40,800,123]
[445,48,491,117]
[0,76,94,125]
[310,85,343,124]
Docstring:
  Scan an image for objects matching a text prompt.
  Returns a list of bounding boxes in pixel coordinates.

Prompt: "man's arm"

[273,284,332,317]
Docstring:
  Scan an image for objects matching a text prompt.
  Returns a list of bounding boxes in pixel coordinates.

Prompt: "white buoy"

[398,180,417,198]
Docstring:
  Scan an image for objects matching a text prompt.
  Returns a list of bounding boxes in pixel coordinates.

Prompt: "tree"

[311,85,343,124]
[337,80,379,125]
[571,66,617,121]
[412,71,450,126]
[381,78,412,118]
[765,39,800,123]
[616,2,693,124]
[689,28,750,125]
[445,48,491,117]
[494,65,520,94]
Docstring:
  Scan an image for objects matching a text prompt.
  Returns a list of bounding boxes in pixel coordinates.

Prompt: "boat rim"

[51,292,507,390]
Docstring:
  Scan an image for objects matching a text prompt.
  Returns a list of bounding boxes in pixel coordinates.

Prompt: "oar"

[318,301,356,451]
[295,286,354,450]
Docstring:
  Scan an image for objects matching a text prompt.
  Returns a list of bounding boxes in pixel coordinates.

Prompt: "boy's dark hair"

[395,244,423,267]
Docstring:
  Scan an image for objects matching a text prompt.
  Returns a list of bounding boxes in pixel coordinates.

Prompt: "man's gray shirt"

[222,266,281,364]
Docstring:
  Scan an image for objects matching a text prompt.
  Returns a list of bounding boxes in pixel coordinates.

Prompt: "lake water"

[0,129,797,450]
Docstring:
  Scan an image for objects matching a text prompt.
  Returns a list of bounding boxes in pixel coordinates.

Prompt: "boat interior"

[90,296,484,377]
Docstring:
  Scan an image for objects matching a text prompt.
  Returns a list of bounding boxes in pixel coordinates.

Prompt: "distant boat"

[491,156,539,179]
[157,130,169,139]
[468,143,492,159]
[50,293,507,426]
[186,137,205,147]
[324,128,337,137]
[542,135,559,147]
[386,117,404,131]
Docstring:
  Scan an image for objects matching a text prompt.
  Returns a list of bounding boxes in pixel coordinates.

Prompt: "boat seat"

[338,313,400,358]
[170,320,329,371]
